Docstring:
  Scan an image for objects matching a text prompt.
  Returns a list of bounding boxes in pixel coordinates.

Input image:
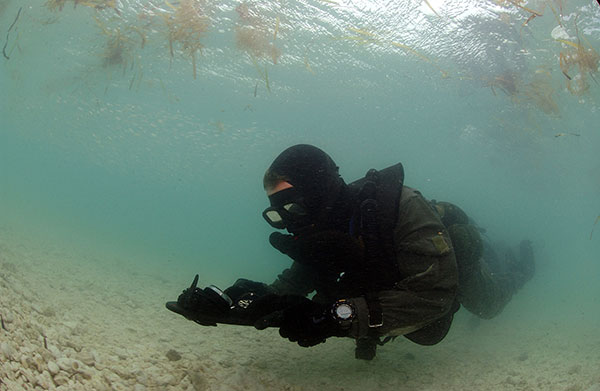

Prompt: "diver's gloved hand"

[269,230,363,270]
[177,275,231,326]
[252,295,345,347]
[223,278,276,308]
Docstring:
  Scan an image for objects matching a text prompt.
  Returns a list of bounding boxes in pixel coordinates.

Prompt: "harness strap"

[356,168,401,291]
[349,163,405,333]
[365,292,383,328]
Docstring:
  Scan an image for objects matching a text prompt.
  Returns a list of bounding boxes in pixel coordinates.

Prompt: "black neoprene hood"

[265,144,344,214]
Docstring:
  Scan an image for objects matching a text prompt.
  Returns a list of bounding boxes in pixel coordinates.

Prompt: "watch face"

[335,303,353,320]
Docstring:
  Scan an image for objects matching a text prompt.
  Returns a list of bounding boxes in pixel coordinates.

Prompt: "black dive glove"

[251,295,347,347]
[176,275,231,326]
[269,230,363,270]
[169,276,287,327]
[223,278,276,308]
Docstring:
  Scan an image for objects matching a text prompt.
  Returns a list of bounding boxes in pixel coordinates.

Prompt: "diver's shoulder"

[400,186,424,200]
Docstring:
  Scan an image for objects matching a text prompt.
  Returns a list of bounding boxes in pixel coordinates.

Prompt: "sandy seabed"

[1,228,599,391]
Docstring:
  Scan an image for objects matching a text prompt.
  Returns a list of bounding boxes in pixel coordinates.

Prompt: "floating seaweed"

[251,56,271,93]
[46,0,118,13]
[484,69,559,115]
[235,2,281,65]
[522,75,559,116]
[554,16,600,96]
[45,0,68,11]
[211,121,225,132]
[496,0,542,17]
[236,25,281,64]
[339,26,448,78]
[496,0,542,30]
[2,6,21,60]
[273,16,279,41]
[94,16,146,92]
[342,27,381,46]
[75,0,118,11]
[545,0,563,27]
[557,40,599,96]
[521,12,538,27]
[486,71,520,97]
[103,30,130,69]
[423,0,441,18]
[554,132,580,138]
[163,0,210,79]
[95,17,138,70]
[304,54,314,74]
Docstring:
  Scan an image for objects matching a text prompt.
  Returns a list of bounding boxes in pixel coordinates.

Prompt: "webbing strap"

[365,293,383,328]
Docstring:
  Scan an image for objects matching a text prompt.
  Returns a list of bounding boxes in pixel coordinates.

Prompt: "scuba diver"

[167,144,535,360]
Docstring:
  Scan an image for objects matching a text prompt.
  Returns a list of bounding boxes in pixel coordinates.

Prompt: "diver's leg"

[457,261,515,319]
[450,224,514,319]
[457,237,535,319]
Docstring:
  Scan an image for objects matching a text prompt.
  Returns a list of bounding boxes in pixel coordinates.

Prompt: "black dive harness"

[348,163,405,329]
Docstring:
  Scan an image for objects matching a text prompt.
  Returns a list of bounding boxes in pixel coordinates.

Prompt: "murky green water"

[1,0,599,378]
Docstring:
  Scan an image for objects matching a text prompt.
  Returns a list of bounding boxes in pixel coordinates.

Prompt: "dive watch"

[332,299,355,329]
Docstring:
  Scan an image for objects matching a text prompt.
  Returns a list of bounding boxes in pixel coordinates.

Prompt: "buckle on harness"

[369,319,383,328]
[366,294,383,328]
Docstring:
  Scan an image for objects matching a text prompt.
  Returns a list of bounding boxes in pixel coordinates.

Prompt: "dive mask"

[262,187,311,230]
